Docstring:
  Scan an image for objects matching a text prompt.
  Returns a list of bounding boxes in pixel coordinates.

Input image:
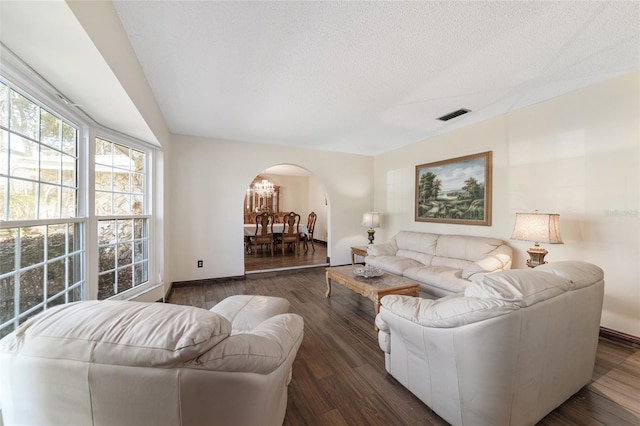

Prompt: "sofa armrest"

[367,241,397,257]
[375,314,391,354]
[380,294,517,328]
[195,313,304,374]
[461,244,513,279]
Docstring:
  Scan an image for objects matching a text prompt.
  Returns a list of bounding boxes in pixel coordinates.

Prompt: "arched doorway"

[243,165,329,273]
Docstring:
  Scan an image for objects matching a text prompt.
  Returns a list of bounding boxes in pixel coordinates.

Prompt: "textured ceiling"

[113,1,639,155]
[2,2,639,156]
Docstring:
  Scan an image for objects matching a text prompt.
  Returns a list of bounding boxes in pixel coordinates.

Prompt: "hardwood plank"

[168,268,640,425]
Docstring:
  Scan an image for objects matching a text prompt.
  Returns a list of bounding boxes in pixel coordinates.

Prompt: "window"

[0,83,78,220]
[95,138,149,299]
[0,55,160,339]
[0,225,84,337]
[0,80,84,338]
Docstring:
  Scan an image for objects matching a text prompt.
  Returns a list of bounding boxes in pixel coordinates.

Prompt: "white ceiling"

[0,0,158,145]
[112,1,640,155]
[2,1,639,156]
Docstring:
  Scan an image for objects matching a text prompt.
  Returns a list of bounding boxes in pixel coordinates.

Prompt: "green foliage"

[417,172,442,203]
[461,177,484,200]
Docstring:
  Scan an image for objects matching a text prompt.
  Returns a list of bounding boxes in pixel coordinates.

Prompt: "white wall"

[307,177,329,242]
[374,71,640,337]
[167,136,373,283]
[263,173,309,215]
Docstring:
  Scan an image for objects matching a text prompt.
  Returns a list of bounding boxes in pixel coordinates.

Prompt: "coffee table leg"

[325,272,332,298]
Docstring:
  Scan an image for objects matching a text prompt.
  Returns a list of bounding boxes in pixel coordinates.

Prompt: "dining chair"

[281,212,301,255]
[253,212,274,256]
[301,212,317,252]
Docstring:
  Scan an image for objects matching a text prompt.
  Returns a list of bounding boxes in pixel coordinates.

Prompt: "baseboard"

[599,327,640,349]
[171,274,247,288]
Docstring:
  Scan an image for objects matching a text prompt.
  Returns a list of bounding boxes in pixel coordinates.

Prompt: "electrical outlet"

[197,260,203,268]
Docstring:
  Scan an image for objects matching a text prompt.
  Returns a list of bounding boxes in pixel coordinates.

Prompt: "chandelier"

[253,179,274,197]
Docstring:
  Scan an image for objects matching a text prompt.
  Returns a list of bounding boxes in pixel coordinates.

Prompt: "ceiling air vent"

[437,108,471,121]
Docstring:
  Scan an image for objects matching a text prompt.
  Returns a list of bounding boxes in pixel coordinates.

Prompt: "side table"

[351,245,368,264]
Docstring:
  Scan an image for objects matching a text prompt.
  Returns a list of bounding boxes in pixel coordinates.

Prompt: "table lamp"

[361,212,380,244]
[511,211,563,267]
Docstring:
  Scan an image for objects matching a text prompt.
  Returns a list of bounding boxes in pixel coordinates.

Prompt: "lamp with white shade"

[361,212,380,244]
[511,211,563,268]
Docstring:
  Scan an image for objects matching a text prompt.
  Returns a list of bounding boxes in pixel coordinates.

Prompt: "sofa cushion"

[195,313,304,374]
[403,266,472,293]
[380,293,518,328]
[395,249,434,266]
[395,231,439,255]
[11,300,231,367]
[430,256,472,270]
[461,244,513,279]
[435,234,507,262]
[210,295,290,333]
[536,261,604,289]
[466,269,570,307]
[365,255,423,276]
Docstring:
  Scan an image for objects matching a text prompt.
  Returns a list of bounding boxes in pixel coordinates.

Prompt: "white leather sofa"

[365,231,513,297]
[376,261,604,426]
[0,295,303,426]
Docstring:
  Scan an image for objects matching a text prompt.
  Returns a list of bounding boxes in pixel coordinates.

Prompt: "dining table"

[243,223,308,237]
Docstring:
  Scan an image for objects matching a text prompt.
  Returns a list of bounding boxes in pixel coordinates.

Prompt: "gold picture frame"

[415,151,492,226]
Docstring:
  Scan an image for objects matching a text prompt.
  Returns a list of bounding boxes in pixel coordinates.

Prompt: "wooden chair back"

[307,212,317,236]
[302,212,317,252]
[281,212,301,255]
[252,212,274,256]
[255,212,274,236]
[282,212,300,236]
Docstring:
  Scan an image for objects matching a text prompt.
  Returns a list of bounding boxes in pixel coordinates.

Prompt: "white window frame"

[89,130,156,301]
[0,71,88,337]
[0,45,164,337]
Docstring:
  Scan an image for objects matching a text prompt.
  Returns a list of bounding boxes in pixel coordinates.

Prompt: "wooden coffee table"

[325,265,419,316]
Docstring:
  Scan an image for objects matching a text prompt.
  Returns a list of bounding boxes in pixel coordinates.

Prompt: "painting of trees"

[415,151,492,226]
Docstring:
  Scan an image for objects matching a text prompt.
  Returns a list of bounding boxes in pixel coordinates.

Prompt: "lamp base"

[367,228,375,245]
[526,246,548,268]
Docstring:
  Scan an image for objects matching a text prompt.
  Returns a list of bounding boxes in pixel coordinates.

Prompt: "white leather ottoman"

[210,295,291,333]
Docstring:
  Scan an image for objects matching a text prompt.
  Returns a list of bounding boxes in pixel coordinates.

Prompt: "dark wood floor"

[168,267,640,425]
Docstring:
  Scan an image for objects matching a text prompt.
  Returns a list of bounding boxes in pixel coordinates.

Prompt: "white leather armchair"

[376,261,604,426]
[0,295,303,426]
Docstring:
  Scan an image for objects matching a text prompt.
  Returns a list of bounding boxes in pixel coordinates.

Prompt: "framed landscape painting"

[415,151,492,226]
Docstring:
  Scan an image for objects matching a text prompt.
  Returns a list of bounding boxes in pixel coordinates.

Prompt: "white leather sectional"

[376,261,605,426]
[0,295,303,426]
[365,231,513,297]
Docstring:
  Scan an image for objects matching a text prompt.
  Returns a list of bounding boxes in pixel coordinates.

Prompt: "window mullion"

[85,126,97,300]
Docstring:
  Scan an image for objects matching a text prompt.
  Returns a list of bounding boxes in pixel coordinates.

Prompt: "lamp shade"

[511,212,563,244]
[361,212,380,228]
